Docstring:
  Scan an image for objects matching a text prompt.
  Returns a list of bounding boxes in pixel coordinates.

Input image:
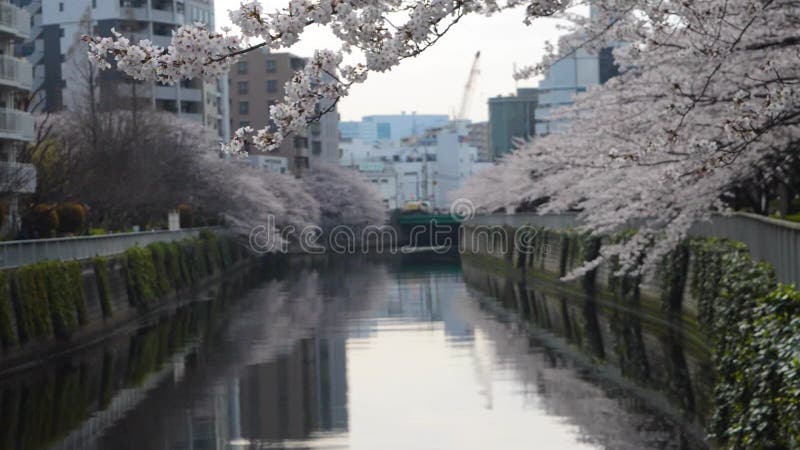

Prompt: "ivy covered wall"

[461,223,800,448]
[0,232,247,362]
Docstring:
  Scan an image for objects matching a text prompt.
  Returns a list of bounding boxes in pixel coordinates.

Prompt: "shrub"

[55,203,88,235]
[164,242,183,289]
[93,257,113,318]
[0,271,18,349]
[177,204,193,228]
[42,262,79,338]
[65,262,88,326]
[17,265,52,339]
[23,204,59,238]
[147,242,172,296]
[124,247,158,307]
[191,239,208,279]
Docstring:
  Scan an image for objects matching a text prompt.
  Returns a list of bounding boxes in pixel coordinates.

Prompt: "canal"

[0,255,708,449]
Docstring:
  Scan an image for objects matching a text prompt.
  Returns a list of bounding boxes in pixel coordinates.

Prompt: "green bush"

[124,246,158,306]
[0,271,18,349]
[147,242,172,296]
[163,242,182,289]
[65,262,87,326]
[23,204,59,238]
[42,262,79,338]
[93,257,113,318]
[55,203,88,235]
[191,239,209,279]
[17,265,52,339]
[659,241,690,315]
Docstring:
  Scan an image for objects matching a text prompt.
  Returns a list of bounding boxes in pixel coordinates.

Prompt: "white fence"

[467,212,800,286]
[0,228,212,269]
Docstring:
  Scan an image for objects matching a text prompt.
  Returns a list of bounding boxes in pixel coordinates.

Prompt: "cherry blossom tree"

[303,163,386,232]
[459,0,800,274]
[82,0,799,269]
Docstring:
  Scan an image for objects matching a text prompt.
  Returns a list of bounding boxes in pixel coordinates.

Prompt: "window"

[266,80,278,94]
[312,141,322,155]
[293,136,308,149]
[237,81,248,95]
[59,28,65,37]
[92,0,97,8]
[266,59,277,73]
[239,121,250,128]
[239,101,249,115]
[237,61,248,74]
[59,2,64,11]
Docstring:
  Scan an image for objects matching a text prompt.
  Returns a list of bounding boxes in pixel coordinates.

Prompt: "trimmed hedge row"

[123,233,243,308]
[0,232,244,351]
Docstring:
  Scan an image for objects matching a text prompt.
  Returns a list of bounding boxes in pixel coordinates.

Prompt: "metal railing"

[0,3,30,38]
[466,212,800,286]
[0,228,213,269]
[0,56,31,90]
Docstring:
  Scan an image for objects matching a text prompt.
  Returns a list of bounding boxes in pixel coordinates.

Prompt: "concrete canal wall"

[0,231,253,373]
[460,216,800,448]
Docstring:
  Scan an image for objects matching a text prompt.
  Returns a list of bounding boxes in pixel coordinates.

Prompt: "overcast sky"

[214,1,572,122]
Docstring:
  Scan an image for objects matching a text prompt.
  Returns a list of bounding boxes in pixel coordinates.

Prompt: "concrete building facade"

[227,48,339,176]
[0,0,35,232]
[18,0,228,137]
[488,88,538,158]
[533,46,619,136]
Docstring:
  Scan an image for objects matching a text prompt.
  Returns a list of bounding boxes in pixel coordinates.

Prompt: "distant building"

[227,48,339,176]
[488,88,538,158]
[340,113,449,143]
[466,122,491,161]
[533,46,619,136]
[0,0,36,232]
[18,0,228,138]
[338,121,360,141]
[341,122,491,210]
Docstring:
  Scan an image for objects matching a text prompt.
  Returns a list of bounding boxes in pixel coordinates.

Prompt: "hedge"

[0,271,17,348]
[93,257,113,318]
[486,225,800,448]
[0,232,243,351]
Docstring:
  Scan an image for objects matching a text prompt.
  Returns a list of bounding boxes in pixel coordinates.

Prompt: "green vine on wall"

[92,257,113,318]
[0,232,243,352]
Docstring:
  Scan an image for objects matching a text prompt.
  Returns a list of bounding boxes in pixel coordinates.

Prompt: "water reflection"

[0,256,710,450]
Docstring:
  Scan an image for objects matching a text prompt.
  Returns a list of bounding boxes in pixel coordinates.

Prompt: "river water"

[0,255,709,450]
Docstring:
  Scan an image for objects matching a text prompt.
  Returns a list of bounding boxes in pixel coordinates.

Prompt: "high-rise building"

[18,0,228,137]
[227,48,339,176]
[0,0,36,232]
[533,46,619,136]
[488,88,538,158]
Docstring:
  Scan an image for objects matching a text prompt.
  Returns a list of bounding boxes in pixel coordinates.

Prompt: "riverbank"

[0,231,254,374]
[461,222,800,448]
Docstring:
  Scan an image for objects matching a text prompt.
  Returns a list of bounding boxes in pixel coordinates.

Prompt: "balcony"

[0,56,32,91]
[0,162,36,194]
[0,3,30,39]
[0,109,34,142]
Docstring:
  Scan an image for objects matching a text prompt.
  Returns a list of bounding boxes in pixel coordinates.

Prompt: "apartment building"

[0,0,36,231]
[228,48,339,176]
[18,0,228,137]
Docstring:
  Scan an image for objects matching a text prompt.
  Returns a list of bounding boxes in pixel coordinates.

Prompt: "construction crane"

[455,51,481,122]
